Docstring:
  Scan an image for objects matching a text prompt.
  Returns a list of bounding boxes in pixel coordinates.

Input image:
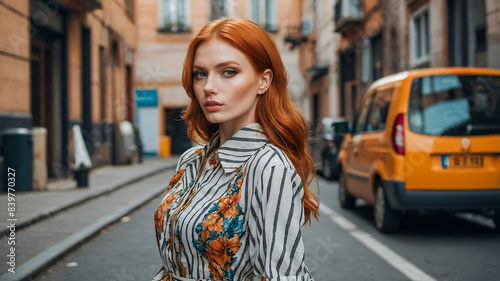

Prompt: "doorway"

[31,40,56,177]
[164,108,191,155]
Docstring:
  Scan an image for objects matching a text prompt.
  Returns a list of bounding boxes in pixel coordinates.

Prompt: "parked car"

[336,67,500,232]
[311,117,349,180]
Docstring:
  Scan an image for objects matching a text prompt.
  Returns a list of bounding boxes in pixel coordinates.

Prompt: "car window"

[353,94,374,135]
[408,74,500,136]
[366,88,394,132]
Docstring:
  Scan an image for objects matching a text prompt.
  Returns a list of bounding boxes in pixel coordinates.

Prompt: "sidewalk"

[0,157,179,237]
[0,157,179,281]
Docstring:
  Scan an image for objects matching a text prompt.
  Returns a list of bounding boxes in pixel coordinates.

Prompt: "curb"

[0,181,169,281]
[0,161,177,238]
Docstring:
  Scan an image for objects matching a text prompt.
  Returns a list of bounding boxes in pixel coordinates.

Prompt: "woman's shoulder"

[248,143,296,173]
[176,145,203,169]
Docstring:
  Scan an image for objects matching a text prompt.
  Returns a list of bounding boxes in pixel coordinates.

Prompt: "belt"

[152,268,265,281]
[152,268,208,281]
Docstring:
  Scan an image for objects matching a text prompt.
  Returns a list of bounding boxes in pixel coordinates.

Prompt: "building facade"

[0,0,137,184]
[135,0,307,155]
[291,0,341,128]
[334,0,500,120]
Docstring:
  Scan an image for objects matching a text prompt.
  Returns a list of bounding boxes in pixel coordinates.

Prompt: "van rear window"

[408,74,500,136]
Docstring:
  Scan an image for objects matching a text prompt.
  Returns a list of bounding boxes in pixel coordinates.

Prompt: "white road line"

[319,204,437,281]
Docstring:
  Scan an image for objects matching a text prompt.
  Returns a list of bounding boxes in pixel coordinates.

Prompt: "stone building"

[135,0,307,155]
[334,0,500,120]
[289,0,341,127]
[0,0,137,184]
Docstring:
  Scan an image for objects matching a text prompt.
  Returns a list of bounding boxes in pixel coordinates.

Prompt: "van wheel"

[338,171,355,209]
[374,181,399,233]
[322,157,333,180]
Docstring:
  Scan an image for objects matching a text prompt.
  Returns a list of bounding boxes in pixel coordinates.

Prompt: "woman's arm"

[248,164,314,281]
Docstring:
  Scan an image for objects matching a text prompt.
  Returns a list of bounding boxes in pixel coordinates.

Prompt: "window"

[251,0,259,24]
[408,75,500,136]
[366,88,393,132]
[410,6,430,66]
[361,33,382,83]
[111,40,120,68]
[126,0,134,22]
[448,0,487,67]
[211,0,226,20]
[353,94,374,135]
[249,0,277,32]
[371,33,383,80]
[361,39,372,83]
[159,0,190,32]
[264,0,277,32]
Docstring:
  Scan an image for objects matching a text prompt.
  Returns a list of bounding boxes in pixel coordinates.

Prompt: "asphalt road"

[34,175,500,281]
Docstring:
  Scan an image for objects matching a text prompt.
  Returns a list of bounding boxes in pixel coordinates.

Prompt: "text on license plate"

[442,155,484,168]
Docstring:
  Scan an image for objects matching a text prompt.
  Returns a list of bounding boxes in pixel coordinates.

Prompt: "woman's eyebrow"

[193,61,241,69]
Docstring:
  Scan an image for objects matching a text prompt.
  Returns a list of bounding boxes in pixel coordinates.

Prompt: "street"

[33,174,500,281]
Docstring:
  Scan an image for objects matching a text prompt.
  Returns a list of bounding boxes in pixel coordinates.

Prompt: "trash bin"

[159,135,171,158]
[1,128,34,192]
[74,165,89,187]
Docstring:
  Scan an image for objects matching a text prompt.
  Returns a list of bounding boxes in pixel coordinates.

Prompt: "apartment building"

[334,0,500,120]
[135,0,307,155]
[0,0,137,183]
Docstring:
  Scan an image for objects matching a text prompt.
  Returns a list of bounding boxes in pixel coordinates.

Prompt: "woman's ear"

[257,69,273,95]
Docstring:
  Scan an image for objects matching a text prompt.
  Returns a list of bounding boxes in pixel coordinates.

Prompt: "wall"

[136,0,308,151]
[0,1,31,116]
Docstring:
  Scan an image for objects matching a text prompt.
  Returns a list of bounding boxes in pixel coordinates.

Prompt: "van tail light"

[392,113,405,155]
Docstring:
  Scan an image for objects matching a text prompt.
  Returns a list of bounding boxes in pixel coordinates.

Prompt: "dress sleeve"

[248,164,314,281]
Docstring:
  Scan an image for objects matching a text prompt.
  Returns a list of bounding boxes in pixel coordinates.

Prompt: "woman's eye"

[222,70,237,77]
[193,71,207,78]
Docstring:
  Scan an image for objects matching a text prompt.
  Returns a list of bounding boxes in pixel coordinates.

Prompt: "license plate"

[442,155,484,168]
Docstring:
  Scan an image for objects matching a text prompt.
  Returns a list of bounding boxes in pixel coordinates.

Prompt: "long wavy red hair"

[182,18,319,224]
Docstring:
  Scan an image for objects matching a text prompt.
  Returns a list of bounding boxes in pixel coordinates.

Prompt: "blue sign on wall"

[136,89,158,107]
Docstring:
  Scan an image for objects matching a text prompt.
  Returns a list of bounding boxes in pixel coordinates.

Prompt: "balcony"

[307,64,329,81]
[63,0,102,12]
[284,25,307,50]
[334,0,363,33]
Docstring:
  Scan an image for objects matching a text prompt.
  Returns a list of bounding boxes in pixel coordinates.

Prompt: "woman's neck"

[218,121,255,145]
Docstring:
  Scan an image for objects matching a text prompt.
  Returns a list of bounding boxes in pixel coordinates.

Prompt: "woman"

[154,18,319,281]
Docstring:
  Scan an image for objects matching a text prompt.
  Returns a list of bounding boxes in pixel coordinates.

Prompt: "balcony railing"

[284,25,307,50]
[334,0,363,33]
[64,0,102,12]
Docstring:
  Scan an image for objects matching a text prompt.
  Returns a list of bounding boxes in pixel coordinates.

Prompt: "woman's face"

[192,38,270,131]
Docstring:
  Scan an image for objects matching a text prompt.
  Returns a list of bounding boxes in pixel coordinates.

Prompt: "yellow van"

[336,67,500,232]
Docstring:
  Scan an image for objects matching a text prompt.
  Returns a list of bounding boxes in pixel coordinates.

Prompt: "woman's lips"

[204,100,223,112]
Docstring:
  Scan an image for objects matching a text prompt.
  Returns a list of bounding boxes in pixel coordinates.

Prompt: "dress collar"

[205,123,269,174]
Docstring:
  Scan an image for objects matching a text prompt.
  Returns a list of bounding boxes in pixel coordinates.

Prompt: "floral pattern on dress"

[193,168,247,280]
[209,157,218,167]
[154,168,186,235]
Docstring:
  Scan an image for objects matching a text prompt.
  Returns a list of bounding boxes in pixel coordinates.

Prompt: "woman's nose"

[203,75,218,95]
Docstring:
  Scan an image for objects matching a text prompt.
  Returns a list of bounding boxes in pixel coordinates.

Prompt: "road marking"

[319,204,437,281]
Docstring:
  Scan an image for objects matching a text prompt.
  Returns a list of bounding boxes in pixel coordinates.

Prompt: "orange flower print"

[200,230,210,242]
[208,260,224,280]
[206,235,241,266]
[233,166,242,174]
[154,193,178,234]
[194,168,247,280]
[209,157,217,167]
[167,169,186,191]
[195,148,203,155]
[218,193,241,219]
[202,213,223,232]
[234,169,246,189]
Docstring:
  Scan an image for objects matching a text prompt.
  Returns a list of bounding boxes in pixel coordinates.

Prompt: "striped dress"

[153,123,314,281]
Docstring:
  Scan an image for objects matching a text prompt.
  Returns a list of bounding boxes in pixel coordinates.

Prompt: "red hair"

[182,18,319,224]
